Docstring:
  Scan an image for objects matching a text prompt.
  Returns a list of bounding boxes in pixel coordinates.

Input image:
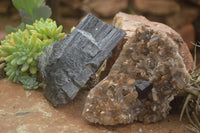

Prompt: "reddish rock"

[82,0,128,17]
[166,4,199,29]
[178,24,196,51]
[112,12,193,72]
[133,0,180,15]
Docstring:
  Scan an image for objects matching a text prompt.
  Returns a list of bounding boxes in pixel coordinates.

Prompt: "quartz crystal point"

[82,25,190,125]
[38,13,126,107]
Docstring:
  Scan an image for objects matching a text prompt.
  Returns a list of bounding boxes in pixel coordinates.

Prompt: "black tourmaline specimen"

[38,13,126,107]
[135,80,153,100]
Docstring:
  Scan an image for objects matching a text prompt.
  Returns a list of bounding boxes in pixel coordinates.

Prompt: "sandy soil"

[0,79,191,133]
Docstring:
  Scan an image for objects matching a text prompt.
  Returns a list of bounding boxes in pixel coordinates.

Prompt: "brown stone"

[112,12,193,72]
[133,0,180,15]
[177,24,196,51]
[166,4,199,29]
[82,25,190,125]
[82,0,128,17]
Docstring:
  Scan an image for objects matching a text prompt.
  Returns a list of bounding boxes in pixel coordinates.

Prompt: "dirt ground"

[0,79,192,133]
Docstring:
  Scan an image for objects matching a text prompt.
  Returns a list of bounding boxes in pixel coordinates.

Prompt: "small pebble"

[139,128,142,133]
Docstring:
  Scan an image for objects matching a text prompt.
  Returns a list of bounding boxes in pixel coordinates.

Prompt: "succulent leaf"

[19,75,38,89]
[0,18,66,89]
[26,18,66,41]
[21,63,29,72]
[30,66,37,74]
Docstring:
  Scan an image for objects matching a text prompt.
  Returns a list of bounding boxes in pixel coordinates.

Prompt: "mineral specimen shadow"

[38,13,126,107]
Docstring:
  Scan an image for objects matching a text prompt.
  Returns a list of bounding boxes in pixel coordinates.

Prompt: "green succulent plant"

[26,18,66,41]
[0,18,66,89]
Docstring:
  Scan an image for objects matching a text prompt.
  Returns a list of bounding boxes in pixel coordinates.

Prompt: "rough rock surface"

[98,12,194,82]
[133,0,180,15]
[112,12,193,72]
[98,12,194,89]
[82,25,190,125]
[38,13,126,107]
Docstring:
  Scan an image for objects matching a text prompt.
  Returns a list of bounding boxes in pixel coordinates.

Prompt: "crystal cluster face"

[82,25,190,125]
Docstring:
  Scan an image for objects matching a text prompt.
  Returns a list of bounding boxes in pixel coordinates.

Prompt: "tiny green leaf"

[21,63,29,72]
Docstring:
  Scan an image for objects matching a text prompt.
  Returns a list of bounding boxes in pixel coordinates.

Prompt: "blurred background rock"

[0,0,199,50]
